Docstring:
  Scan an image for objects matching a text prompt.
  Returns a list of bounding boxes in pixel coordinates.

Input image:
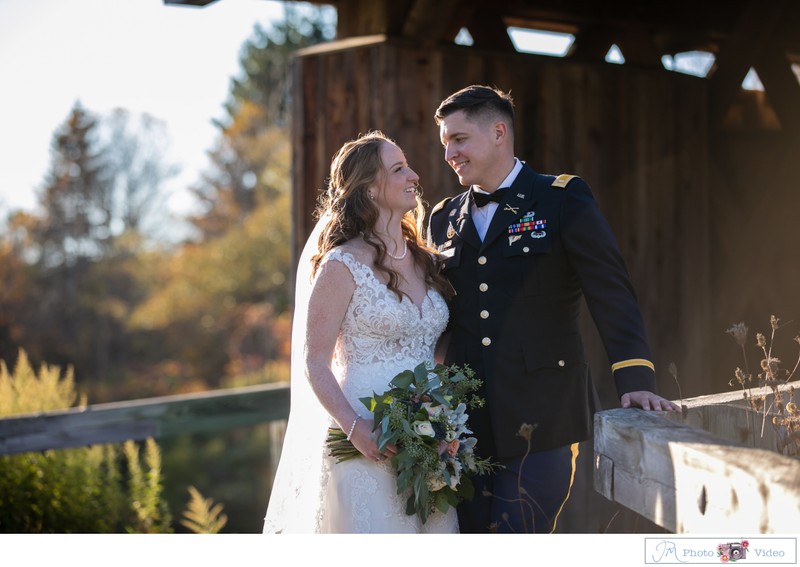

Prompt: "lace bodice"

[322,248,449,414]
[264,245,456,534]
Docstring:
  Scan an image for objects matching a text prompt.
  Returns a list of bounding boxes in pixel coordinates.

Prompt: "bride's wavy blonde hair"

[311,130,453,301]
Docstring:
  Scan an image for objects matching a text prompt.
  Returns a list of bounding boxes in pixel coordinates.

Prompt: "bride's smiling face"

[370,142,419,216]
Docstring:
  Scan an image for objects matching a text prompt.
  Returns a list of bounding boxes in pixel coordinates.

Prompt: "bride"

[263,131,457,533]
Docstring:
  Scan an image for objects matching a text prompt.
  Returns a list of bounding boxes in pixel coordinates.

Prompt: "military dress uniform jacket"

[428,163,657,460]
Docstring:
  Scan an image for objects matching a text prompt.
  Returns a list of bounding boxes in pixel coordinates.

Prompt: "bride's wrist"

[346,415,361,441]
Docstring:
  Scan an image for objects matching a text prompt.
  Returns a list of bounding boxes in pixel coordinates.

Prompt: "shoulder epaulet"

[431,197,452,216]
[551,174,580,189]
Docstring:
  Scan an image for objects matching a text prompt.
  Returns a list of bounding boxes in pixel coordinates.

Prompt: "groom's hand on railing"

[621,391,681,412]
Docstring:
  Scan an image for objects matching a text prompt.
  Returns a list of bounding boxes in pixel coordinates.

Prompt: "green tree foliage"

[0,350,172,533]
[35,102,114,265]
[0,212,38,366]
[228,3,335,127]
[0,104,179,392]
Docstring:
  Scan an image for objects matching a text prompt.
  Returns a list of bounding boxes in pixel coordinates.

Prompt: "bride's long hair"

[311,130,454,301]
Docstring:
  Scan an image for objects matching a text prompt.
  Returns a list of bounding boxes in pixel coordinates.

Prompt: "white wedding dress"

[263,247,458,533]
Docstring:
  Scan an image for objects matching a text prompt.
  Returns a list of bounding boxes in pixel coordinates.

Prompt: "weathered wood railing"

[5,378,799,533]
[0,382,290,456]
[594,380,800,533]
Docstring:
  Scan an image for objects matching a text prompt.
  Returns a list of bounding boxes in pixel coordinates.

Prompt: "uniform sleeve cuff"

[611,358,655,373]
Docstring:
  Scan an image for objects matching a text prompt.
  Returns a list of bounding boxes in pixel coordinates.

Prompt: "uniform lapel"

[481,165,539,250]
[451,194,481,249]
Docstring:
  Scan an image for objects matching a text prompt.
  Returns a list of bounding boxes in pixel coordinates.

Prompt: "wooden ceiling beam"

[334,0,393,39]
[754,42,800,135]
[567,25,616,63]
[463,6,515,52]
[615,29,667,67]
[401,0,460,46]
[707,0,793,129]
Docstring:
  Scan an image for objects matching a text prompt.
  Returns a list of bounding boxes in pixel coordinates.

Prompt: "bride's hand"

[349,419,398,463]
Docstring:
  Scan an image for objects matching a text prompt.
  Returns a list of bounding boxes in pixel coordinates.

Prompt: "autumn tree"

[131,6,334,387]
[2,103,179,390]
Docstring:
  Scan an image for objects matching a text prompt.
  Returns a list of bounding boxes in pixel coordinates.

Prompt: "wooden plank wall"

[708,92,800,398]
[290,37,712,532]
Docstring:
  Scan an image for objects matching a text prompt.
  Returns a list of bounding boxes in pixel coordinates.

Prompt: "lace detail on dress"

[266,246,456,534]
[321,248,450,412]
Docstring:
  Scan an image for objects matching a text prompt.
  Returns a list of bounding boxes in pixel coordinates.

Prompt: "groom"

[427,85,680,534]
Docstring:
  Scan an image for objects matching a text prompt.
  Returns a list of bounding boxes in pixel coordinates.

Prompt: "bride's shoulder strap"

[322,247,372,285]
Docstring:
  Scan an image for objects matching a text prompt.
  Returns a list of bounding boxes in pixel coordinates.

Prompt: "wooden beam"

[571,25,664,67]
[615,28,665,68]
[567,25,616,62]
[0,383,289,456]
[707,0,793,129]
[334,0,391,38]
[754,41,800,134]
[401,0,460,47]
[463,6,515,52]
[595,381,800,533]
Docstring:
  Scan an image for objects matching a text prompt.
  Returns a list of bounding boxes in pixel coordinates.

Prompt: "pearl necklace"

[386,239,408,260]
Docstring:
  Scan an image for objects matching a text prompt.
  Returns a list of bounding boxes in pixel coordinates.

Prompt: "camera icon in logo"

[718,542,747,561]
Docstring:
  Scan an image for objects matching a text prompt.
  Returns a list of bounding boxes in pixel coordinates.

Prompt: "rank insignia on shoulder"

[431,198,451,215]
[552,174,579,189]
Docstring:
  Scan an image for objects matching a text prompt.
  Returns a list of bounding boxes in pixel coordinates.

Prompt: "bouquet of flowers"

[326,361,499,524]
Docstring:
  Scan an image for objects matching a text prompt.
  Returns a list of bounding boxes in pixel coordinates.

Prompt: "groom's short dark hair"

[434,85,515,128]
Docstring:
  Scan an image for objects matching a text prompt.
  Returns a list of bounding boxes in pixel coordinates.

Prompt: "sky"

[0,0,292,219]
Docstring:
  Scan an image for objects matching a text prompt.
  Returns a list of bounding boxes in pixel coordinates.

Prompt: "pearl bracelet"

[346,415,361,441]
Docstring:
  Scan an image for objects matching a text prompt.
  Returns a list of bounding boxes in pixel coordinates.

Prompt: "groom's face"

[439,109,504,191]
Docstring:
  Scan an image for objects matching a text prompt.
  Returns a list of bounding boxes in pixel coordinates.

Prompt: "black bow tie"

[472,187,509,208]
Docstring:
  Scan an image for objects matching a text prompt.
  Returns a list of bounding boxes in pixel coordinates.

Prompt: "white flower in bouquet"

[412,420,436,437]
[325,361,502,524]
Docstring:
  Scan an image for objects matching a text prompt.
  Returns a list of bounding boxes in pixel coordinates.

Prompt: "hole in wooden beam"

[698,485,708,516]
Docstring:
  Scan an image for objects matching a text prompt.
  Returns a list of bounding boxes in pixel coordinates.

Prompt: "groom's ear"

[493,121,508,145]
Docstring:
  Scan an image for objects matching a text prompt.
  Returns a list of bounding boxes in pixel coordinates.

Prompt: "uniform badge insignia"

[552,174,578,189]
[517,193,525,199]
[508,235,522,245]
[447,223,456,239]
[530,219,547,238]
[503,204,519,214]
[508,216,546,235]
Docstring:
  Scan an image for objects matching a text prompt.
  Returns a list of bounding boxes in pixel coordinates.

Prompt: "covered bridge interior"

[170,0,800,532]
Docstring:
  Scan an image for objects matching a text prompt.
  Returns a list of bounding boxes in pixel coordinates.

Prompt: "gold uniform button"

[558,360,566,367]
[478,256,487,265]
[523,246,530,253]
[479,283,488,292]
[482,337,492,346]
[480,310,489,319]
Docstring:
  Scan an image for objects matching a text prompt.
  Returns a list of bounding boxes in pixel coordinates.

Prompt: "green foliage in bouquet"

[326,362,500,524]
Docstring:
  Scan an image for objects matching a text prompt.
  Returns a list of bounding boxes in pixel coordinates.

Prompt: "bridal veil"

[263,213,331,533]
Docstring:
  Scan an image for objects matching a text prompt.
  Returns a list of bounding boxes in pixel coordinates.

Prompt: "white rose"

[428,476,447,492]
[412,420,435,437]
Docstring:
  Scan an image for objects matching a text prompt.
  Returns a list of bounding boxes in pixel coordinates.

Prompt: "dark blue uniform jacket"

[428,163,657,459]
